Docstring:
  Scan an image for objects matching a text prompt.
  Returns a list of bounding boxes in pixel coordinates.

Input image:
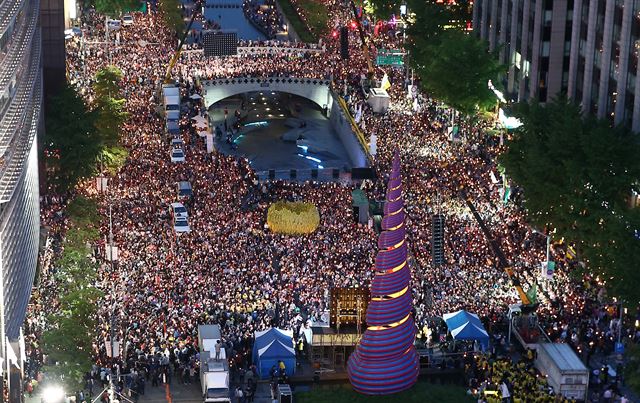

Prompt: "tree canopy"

[93,66,129,172]
[93,0,140,16]
[159,0,184,34]
[44,85,102,190]
[95,96,128,148]
[412,30,503,114]
[499,96,640,302]
[403,1,503,114]
[43,195,104,391]
[93,65,124,101]
[363,0,402,20]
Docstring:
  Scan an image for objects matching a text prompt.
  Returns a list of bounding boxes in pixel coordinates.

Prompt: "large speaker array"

[340,26,349,60]
[203,31,238,57]
[431,214,445,266]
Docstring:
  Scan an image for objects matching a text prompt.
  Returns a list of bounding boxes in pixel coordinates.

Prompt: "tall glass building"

[473,0,640,130]
[0,0,42,398]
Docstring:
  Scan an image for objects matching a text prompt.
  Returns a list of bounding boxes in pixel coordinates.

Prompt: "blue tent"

[442,310,490,349]
[253,328,292,353]
[253,328,296,378]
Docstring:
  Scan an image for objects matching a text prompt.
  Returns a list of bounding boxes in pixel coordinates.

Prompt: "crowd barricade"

[331,90,373,166]
[205,0,243,8]
[254,168,350,182]
[415,350,469,370]
[203,76,330,87]
[236,45,324,55]
[180,44,324,55]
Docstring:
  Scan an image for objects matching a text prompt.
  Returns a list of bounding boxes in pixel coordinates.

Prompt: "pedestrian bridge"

[202,76,333,112]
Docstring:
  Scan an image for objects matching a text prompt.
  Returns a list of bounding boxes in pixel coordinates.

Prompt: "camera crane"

[459,189,544,347]
[459,190,538,311]
[164,0,204,84]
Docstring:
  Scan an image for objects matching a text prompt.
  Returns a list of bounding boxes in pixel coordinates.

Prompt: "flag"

[502,186,511,204]
[355,103,363,123]
[541,261,555,280]
[381,73,391,91]
[525,283,537,304]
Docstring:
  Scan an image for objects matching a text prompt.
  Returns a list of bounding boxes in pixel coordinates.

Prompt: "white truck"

[534,343,589,401]
[162,84,180,114]
[198,325,231,403]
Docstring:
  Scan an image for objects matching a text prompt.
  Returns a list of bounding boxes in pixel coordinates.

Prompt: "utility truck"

[198,325,231,403]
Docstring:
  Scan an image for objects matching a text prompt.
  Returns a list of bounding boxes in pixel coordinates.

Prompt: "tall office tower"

[0,0,43,399]
[473,0,640,130]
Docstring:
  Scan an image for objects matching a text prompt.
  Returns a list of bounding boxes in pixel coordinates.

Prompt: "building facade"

[473,0,640,130]
[0,0,43,399]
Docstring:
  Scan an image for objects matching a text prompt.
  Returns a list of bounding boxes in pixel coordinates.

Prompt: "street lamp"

[532,228,552,264]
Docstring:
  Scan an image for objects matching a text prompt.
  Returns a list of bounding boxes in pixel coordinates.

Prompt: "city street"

[13,0,640,402]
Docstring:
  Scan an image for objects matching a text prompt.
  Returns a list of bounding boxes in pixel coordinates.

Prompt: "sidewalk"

[137,380,274,403]
[588,353,638,403]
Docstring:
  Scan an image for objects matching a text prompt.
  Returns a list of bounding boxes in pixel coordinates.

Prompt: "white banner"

[105,245,119,261]
[206,133,214,153]
[105,339,120,358]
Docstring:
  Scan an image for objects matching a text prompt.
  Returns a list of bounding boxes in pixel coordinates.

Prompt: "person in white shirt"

[500,380,511,403]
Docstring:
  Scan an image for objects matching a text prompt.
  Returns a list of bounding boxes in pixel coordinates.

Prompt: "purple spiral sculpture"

[347,153,419,395]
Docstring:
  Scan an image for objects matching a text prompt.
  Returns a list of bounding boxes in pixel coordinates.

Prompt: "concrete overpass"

[202,76,333,112]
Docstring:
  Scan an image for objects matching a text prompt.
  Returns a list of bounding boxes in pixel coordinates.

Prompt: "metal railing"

[331,90,374,166]
[204,75,330,87]
[0,0,38,91]
[254,167,347,182]
[0,43,40,202]
[236,45,324,55]
[0,0,28,37]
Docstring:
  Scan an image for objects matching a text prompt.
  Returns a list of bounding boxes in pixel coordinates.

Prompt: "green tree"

[582,207,640,301]
[44,85,101,191]
[64,225,101,252]
[93,67,127,148]
[159,0,184,34]
[412,30,504,114]
[95,96,128,148]
[93,65,123,101]
[101,145,130,174]
[404,0,454,46]
[43,317,94,391]
[363,0,402,20]
[43,287,103,391]
[500,97,640,239]
[56,247,99,291]
[500,96,640,301]
[67,195,101,227]
[625,343,640,395]
[93,0,140,16]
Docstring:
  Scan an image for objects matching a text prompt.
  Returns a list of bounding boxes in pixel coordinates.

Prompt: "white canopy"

[254,328,293,339]
[257,339,295,357]
[205,371,229,389]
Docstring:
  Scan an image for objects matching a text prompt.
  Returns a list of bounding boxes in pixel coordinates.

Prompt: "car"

[171,137,183,148]
[166,120,180,135]
[174,216,191,233]
[107,19,121,31]
[177,181,193,198]
[122,14,134,26]
[170,202,188,219]
[170,147,185,163]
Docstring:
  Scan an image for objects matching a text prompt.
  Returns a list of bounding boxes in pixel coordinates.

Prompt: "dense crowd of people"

[243,0,285,39]
[22,0,640,401]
